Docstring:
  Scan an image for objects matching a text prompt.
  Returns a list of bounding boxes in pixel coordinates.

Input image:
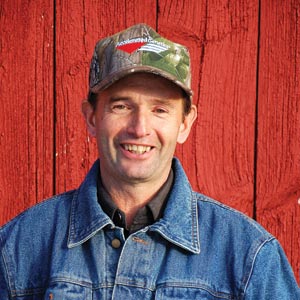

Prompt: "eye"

[153,107,168,114]
[111,103,130,113]
[113,104,126,110]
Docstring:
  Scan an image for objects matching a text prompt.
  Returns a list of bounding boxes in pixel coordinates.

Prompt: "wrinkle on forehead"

[100,73,185,101]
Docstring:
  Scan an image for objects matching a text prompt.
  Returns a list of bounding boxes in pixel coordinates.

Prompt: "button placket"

[111,232,159,300]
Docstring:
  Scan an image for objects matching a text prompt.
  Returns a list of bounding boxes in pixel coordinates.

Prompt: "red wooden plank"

[0,0,54,225]
[257,0,300,283]
[159,0,258,217]
[54,0,157,194]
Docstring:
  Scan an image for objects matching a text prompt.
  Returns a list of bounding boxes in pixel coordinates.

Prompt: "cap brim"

[90,66,193,98]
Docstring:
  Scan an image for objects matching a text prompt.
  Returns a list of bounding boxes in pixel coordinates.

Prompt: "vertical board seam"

[53,0,57,196]
[253,0,261,221]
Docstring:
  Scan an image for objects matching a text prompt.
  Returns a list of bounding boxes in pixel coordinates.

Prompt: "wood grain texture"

[55,0,157,194]
[257,0,300,282]
[0,0,54,225]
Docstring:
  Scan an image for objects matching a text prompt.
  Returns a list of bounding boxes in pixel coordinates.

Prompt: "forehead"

[100,73,185,100]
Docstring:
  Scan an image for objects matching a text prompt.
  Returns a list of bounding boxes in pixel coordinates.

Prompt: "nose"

[127,108,151,137]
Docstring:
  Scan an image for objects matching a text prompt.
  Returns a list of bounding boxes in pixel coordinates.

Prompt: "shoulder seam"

[243,236,275,295]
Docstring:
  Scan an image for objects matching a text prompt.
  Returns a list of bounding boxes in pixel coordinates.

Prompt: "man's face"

[83,73,196,186]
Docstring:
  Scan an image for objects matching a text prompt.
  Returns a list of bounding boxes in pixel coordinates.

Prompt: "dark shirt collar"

[97,170,174,234]
[147,169,174,220]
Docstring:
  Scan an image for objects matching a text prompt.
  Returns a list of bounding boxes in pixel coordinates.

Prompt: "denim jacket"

[0,158,299,299]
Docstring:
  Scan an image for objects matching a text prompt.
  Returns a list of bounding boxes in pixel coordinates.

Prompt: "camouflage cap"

[89,23,192,98]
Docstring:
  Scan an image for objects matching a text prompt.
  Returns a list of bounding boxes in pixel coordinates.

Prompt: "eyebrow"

[151,98,178,108]
[108,95,179,108]
[109,96,131,103]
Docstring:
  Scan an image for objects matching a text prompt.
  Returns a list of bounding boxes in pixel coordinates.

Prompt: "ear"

[177,104,197,144]
[81,100,97,137]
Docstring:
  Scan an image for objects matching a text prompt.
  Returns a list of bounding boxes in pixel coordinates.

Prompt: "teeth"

[124,144,151,154]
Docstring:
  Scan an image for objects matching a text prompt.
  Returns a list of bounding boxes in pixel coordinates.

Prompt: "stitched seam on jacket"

[243,237,275,295]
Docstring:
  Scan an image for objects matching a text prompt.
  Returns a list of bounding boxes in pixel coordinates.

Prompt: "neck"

[100,171,170,227]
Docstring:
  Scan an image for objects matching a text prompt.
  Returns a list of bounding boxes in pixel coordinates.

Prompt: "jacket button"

[111,238,121,249]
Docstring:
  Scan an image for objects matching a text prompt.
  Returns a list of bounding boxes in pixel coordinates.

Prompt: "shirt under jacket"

[97,169,173,236]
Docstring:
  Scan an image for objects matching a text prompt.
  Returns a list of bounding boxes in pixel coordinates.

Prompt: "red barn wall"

[0,0,299,283]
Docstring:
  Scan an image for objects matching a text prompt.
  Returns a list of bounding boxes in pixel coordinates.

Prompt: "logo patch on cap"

[116,37,170,54]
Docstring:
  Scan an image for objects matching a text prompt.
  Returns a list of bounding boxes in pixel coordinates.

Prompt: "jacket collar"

[149,158,200,254]
[67,158,200,254]
[67,160,113,248]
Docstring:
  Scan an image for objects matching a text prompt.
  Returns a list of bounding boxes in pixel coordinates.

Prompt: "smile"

[123,144,152,154]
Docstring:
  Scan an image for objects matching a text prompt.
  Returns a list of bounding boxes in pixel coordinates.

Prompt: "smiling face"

[83,73,197,188]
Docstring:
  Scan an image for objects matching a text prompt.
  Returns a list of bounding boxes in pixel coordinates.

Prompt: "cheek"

[95,118,124,146]
[157,123,182,144]
[94,119,110,146]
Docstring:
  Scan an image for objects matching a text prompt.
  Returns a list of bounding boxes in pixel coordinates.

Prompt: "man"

[0,24,299,299]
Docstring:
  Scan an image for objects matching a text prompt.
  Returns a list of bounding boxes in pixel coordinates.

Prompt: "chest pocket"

[155,286,234,300]
[44,281,92,300]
